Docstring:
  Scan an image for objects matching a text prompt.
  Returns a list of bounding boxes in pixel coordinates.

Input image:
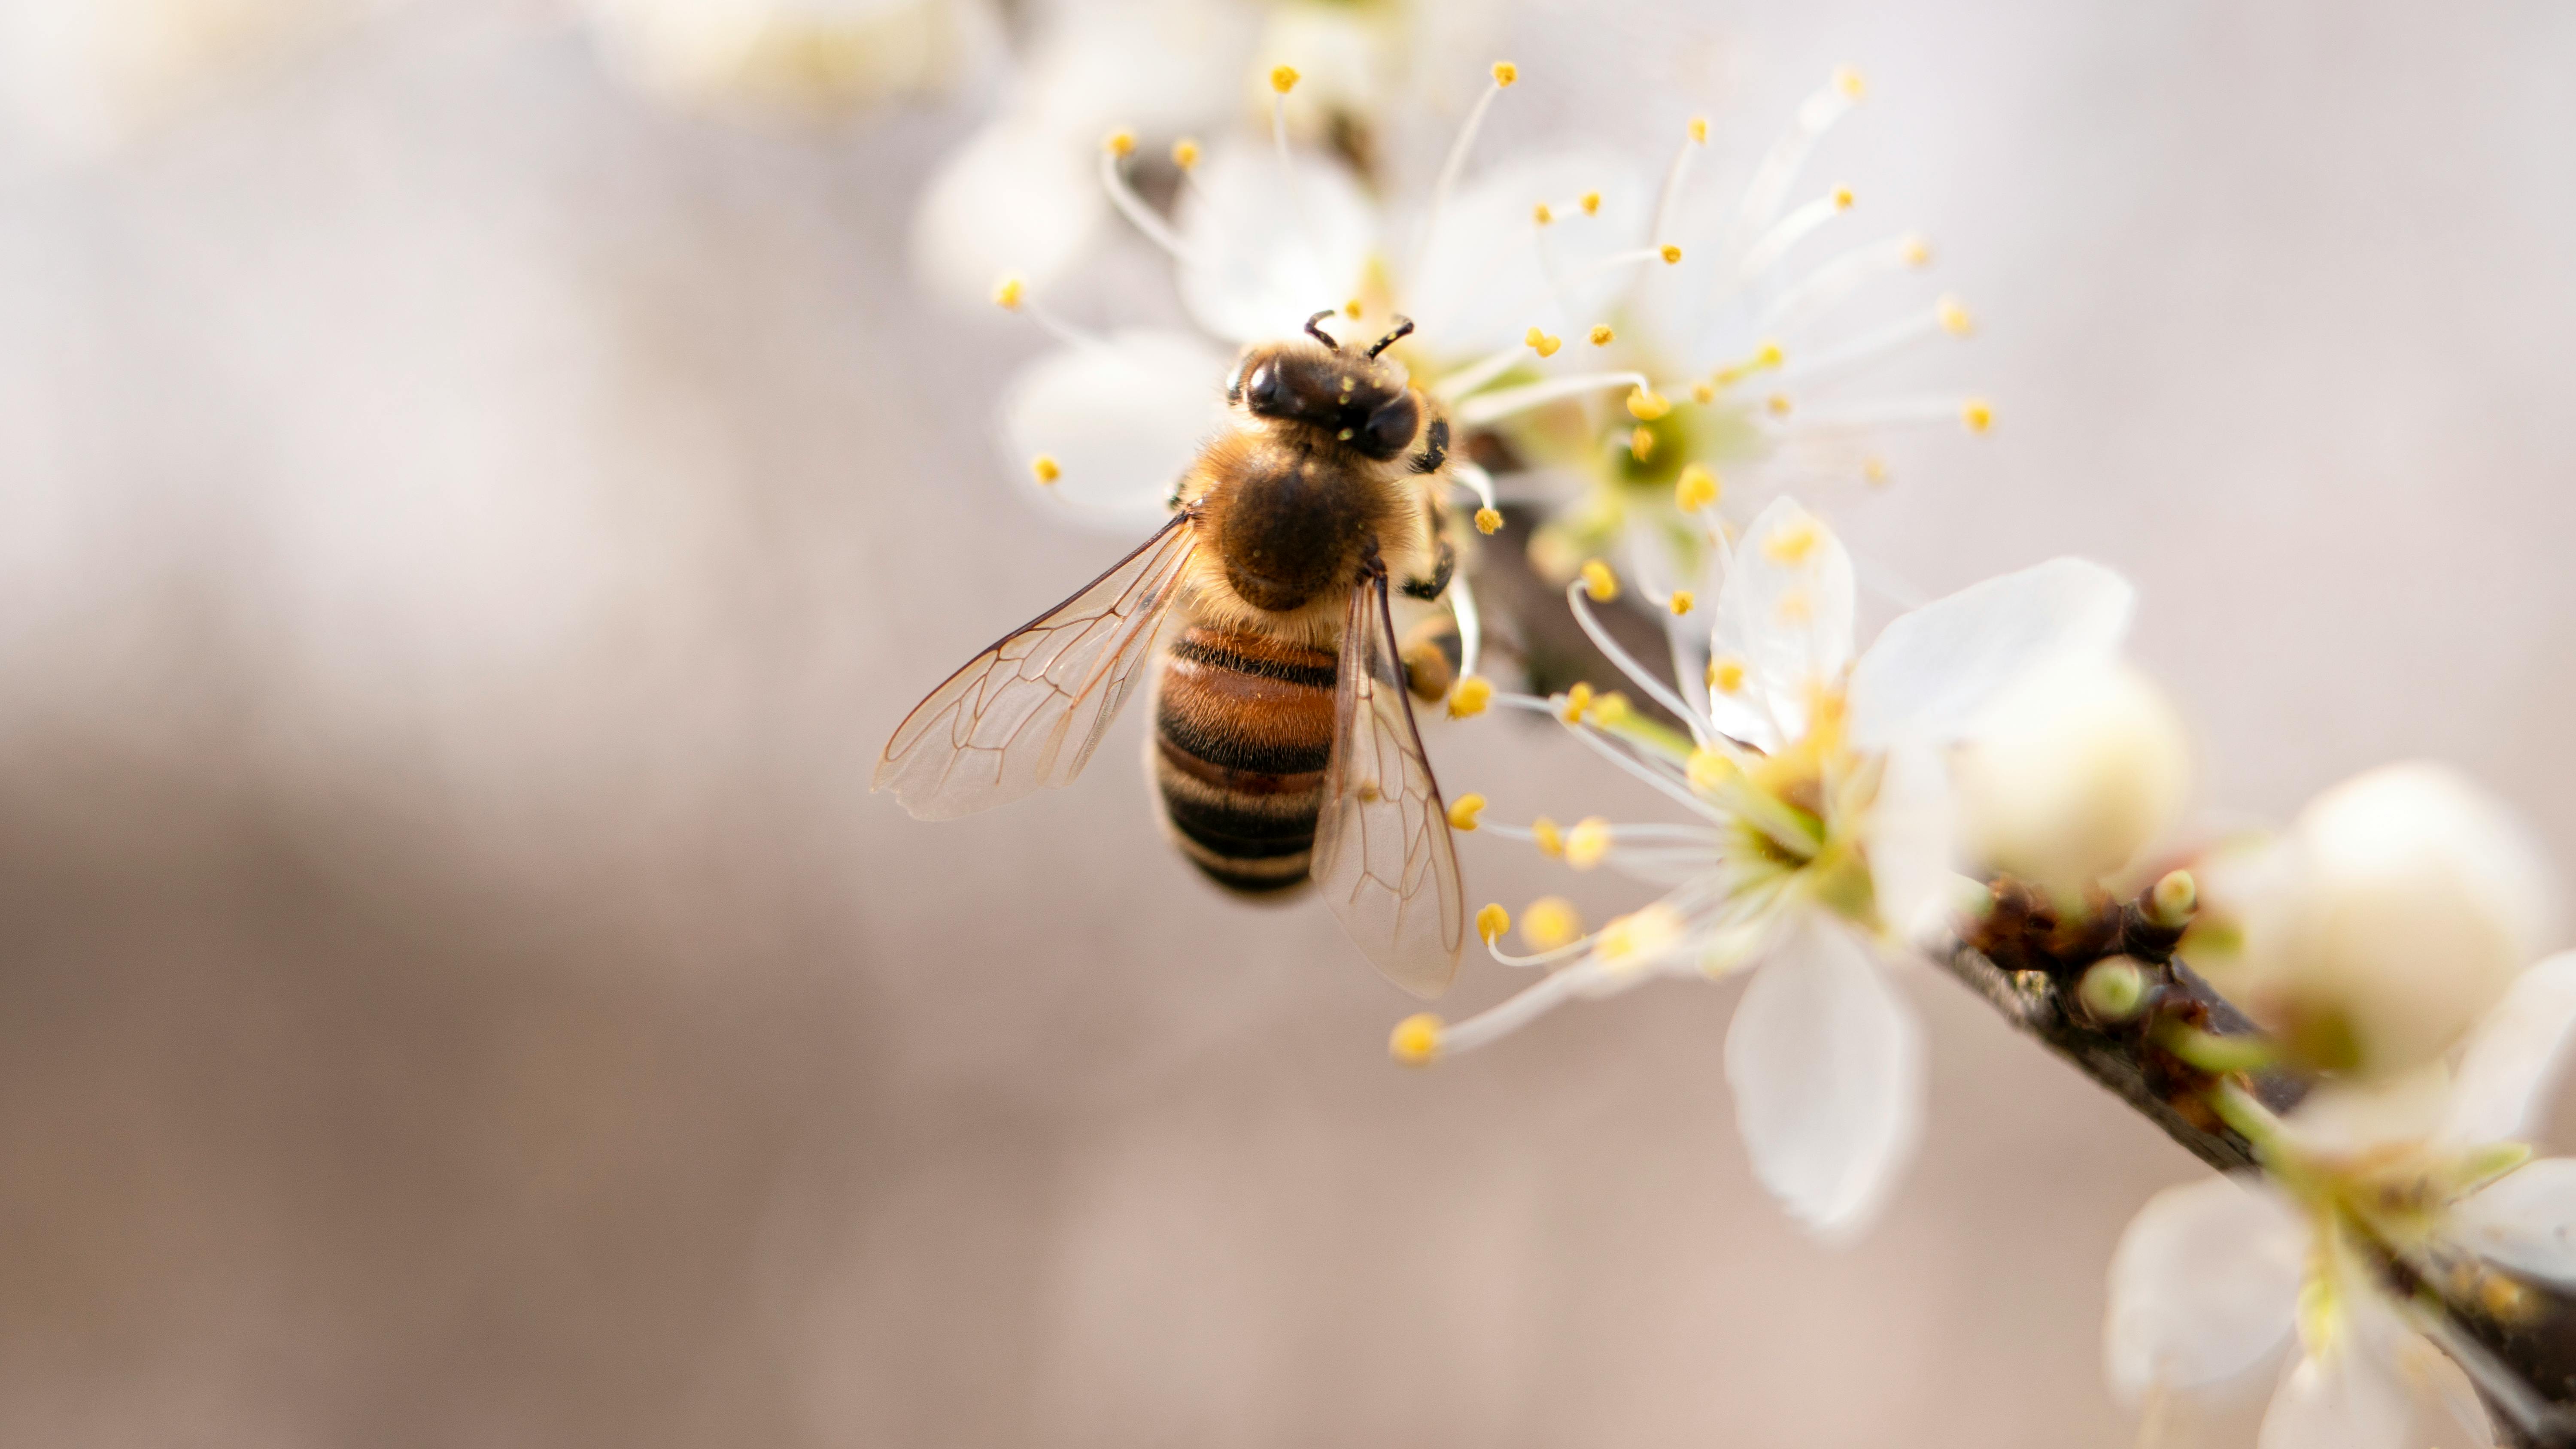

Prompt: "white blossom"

[1411,499,2134,1234]
[2201,762,2558,1080]
[2105,955,2576,1449]
[1950,657,2192,893]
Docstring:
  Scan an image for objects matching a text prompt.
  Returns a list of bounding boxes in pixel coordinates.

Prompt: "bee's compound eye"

[1242,361,1284,415]
[1224,358,1247,403]
[1359,394,1420,458]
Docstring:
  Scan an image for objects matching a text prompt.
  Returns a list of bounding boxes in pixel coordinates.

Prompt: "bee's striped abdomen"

[1152,626,1336,895]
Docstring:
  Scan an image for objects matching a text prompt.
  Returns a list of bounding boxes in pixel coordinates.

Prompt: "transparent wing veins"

[874,516,1198,820]
[1310,569,1467,998]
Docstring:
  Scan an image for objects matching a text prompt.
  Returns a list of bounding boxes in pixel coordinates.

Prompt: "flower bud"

[1951,660,2190,892]
[2242,762,2555,1079]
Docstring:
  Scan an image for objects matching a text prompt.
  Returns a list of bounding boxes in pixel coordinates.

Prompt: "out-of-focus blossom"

[0,0,377,172]
[1499,71,1988,603]
[912,0,1480,315]
[582,0,1000,115]
[2105,955,2576,1449]
[1397,500,2133,1234]
[2191,762,2557,1081]
[1950,658,2192,894]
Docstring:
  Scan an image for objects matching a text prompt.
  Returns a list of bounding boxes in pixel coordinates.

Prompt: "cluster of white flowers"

[950,43,2573,1449]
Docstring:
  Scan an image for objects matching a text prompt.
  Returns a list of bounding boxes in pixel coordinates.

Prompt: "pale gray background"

[1,0,2571,1445]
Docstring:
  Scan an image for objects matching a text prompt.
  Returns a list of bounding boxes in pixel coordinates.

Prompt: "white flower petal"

[2449,1158,2576,1284]
[2442,951,2576,1145]
[999,331,1233,533]
[1175,141,1379,344]
[1403,148,1653,358]
[1865,740,1958,943]
[1707,497,1856,751]
[1845,558,2136,751]
[912,121,1105,314]
[2103,1174,2305,1401]
[1724,914,1923,1236]
[2257,1308,2417,1449]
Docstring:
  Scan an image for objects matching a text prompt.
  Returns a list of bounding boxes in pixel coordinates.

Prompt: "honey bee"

[875,312,1467,997]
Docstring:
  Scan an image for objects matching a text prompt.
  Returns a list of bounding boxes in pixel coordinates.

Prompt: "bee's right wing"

[1310,567,1467,999]
[874,516,1199,820]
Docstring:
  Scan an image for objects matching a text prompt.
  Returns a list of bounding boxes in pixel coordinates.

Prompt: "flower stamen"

[1411,59,1521,283]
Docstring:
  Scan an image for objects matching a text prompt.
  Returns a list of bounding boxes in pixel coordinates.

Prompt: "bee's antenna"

[1366,315,1416,359]
[1304,310,1341,350]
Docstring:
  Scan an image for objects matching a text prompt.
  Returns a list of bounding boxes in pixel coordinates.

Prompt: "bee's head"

[1226,313,1422,461]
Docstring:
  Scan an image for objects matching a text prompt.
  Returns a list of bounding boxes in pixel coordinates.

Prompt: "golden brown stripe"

[1152,627,1336,896]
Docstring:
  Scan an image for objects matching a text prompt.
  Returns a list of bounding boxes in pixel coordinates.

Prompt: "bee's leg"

[1400,537,1455,602]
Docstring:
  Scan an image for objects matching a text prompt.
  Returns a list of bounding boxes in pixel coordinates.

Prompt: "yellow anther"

[992,273,1027,310]
[1902,234,1932,267]
[1628,425,1655,461]
[1580,559,1618,602]
[1532,815,1565,856]
[1389,1012,1443,1066]
[1862,455,1889,485]
[1668,589,1695,616]
[1625,387,1671,421]
[1937,294,1975,336]
[1564,817,1613,870]
[1104,128,1136,158]
[1756,339,1784,369]
[1521,897,1583,952]
[1270,64,1300,93]
[1690,380,1716,404]
[1765,393,1792,417]
[1833,65,1867,100]
[1476,903,1511,945]
[1525,327,1561,358]
[1764,521,1820,564]
[1030,454,1062,484]
[1343,297,1363,318]
[1447,793,1487,831]
[1447,674,1493,718]
[1832,185,1854,210]
[1688,115,1708,143]
[1962,397,1995,433]
[1687,745,1738,793]
[1708,656,1747,694]
[1171,137,1200,170]
[1674,463,1719,512]
[1491,60,1519,86]
[1586,691,1632,728]
[1473,507,1503,535]
[1589,324,1615,346]
[1598,903,1683,967]
[1558,682,1593,723]
[1533,202,1555,225]
[1580,190,1601,216]
[1659,244,1683,264]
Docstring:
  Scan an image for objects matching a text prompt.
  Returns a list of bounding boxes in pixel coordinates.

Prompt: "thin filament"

[1567,582,1714,745]
[1410,73,1510,283]
[1098,152,1198,265]
[1457,370,1654,427]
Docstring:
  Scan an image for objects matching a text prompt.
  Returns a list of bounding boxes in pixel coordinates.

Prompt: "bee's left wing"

[875,516,1199,820]
[1310,567,1467,999]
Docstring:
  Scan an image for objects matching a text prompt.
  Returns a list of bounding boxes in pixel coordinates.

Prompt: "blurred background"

[3,0,2573,1444]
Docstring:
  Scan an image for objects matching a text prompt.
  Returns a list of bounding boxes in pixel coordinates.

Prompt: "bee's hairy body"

[1148,327,1456,897]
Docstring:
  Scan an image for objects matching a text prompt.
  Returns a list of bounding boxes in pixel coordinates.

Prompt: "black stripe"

[1166,801,1315,860]
[1157,703,1331,776]
[1169,636,1337,689]
[1189,858,1311,894]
